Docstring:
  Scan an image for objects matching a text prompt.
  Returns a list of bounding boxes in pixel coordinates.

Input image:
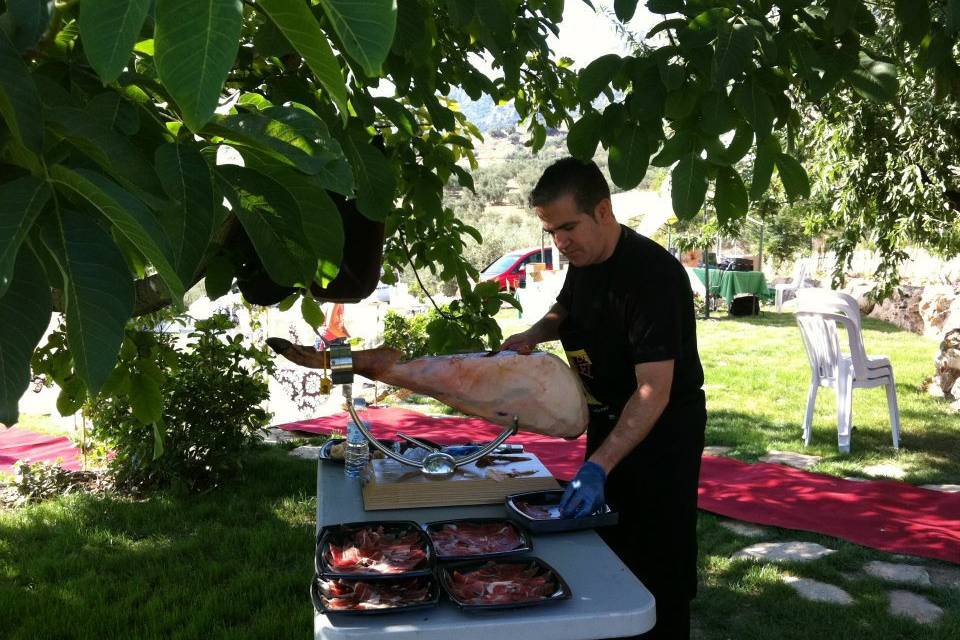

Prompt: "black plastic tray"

[316,520,435,580]
[437,556,572,612]
[504,489,619,533]
[422,518,533,561]
[311,573,439,616]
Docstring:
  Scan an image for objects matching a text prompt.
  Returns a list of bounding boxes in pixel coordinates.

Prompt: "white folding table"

[314,459,656,639]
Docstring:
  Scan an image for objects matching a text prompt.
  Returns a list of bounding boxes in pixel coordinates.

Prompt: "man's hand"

[559,461,606,518]
[500,330,538,354]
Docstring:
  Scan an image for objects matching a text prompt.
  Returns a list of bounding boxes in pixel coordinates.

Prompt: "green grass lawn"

[1,310,957,638]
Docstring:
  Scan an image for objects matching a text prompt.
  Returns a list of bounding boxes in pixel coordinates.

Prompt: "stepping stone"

[719,521,768,538]
[289,445,323,460]
[920,483,960,493]
[863,463,907,479]
[703,445,733,456]
[928,566,960,589]
[732,541,836,563]
[759,451,821,470]
[864,561,931,586]
[782,576,854,605]
[888,590,944,625]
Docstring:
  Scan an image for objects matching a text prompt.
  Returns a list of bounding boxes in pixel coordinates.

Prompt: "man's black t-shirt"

[556,224,705,452]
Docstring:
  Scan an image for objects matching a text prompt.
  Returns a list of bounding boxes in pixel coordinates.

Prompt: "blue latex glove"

[559,461,607,518]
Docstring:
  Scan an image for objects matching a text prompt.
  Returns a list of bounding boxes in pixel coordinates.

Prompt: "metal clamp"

[329,343,353,385]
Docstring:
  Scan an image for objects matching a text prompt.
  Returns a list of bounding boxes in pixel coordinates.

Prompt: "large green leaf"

[317,0,398,76]
[646,0,683,12]
[0,176,51,299]
[651,130,693,167]
[46,106,163,200]
[155,143,215,285]
[948,0,960,35]
[608,124,650,190]
[80,0,152,83]
[130,370,163,424]
[705,122,753,166]
[732,76,774,140]
[206,107,345,176]
[699,90,737,135]
[615,0,640,22]
[750,135,780,201]
[257,0,349,119]
[154,0,243,131]
[86,92,141,135]
[49,166,186,301]
[578,54,623,102]
[671,153,708,219]
[0,29,44,154]
[243,151,344,286]
[373,97,417,137]
[893,0,930,45]
[712,23,754,88]
[714,166,748,222]
[846,53,898,102]
[42,209,135,396]
[342,128,395,222]
[0,0,50,52]
[218,164,316,287]
[0,247,52,425]
[775,153,810,201]
[567,111,602,161]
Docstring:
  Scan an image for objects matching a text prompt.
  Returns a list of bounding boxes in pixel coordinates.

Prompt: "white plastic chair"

[775,260,809,312]
[795,289,901,453]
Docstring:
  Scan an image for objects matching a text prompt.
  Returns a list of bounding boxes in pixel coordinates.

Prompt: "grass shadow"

[0,448,318,639]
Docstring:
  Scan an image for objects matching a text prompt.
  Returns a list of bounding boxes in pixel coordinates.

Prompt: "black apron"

[559,321,706,607]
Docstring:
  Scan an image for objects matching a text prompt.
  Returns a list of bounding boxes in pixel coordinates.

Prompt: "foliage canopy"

[2,0,959,426]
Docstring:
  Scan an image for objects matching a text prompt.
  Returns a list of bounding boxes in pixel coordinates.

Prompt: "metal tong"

[344,401,518,479]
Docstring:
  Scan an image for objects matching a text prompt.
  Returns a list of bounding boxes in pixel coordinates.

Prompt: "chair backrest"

[790,259,808,288]
[795,289,871,378]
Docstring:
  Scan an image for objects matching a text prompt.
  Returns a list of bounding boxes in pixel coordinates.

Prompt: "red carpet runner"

[698,455,960,564]
[0,427,84,475]
[280,408,960,564]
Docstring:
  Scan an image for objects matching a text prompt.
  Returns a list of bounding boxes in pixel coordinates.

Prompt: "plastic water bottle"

[344,418,369,479]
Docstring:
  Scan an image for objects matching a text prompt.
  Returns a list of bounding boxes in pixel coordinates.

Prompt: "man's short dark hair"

[528,157,611,216]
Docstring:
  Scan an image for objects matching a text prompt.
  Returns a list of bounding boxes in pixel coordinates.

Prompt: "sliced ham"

[428,521,525,557]
[266,340,589,438]
[323,525,429,575]
[445,561,560,606]
[319,577,433,611]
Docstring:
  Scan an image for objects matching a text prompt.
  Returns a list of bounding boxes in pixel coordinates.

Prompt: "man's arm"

[588,359,674,474]
[500,303,568,353]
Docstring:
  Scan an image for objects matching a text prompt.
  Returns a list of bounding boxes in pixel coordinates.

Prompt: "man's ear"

[593,198,613,222]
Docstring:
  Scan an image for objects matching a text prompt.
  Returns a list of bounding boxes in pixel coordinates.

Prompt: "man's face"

[536,192,608,267]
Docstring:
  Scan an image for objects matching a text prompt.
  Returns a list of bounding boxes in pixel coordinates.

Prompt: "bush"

[11,461,95,504]
[86,314,274,491]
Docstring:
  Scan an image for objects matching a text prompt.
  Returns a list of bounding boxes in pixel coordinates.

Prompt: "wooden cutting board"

[361,452,559,510]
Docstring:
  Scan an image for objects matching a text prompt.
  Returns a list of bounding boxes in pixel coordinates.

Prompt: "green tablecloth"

[691,268,773,305]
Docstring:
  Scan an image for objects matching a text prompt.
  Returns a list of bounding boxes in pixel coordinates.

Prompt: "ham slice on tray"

[447,561,558,605]
[324,525,428,575]
[428,521,524,557]
[319,577,432,611]
[516,501,563,520]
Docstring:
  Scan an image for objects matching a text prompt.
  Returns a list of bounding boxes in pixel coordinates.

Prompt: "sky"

[550,0,661,69]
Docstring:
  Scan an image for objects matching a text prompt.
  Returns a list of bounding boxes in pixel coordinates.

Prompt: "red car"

[481,247,554,291]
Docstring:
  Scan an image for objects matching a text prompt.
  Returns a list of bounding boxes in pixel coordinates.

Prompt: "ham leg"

[266,339,588,438]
